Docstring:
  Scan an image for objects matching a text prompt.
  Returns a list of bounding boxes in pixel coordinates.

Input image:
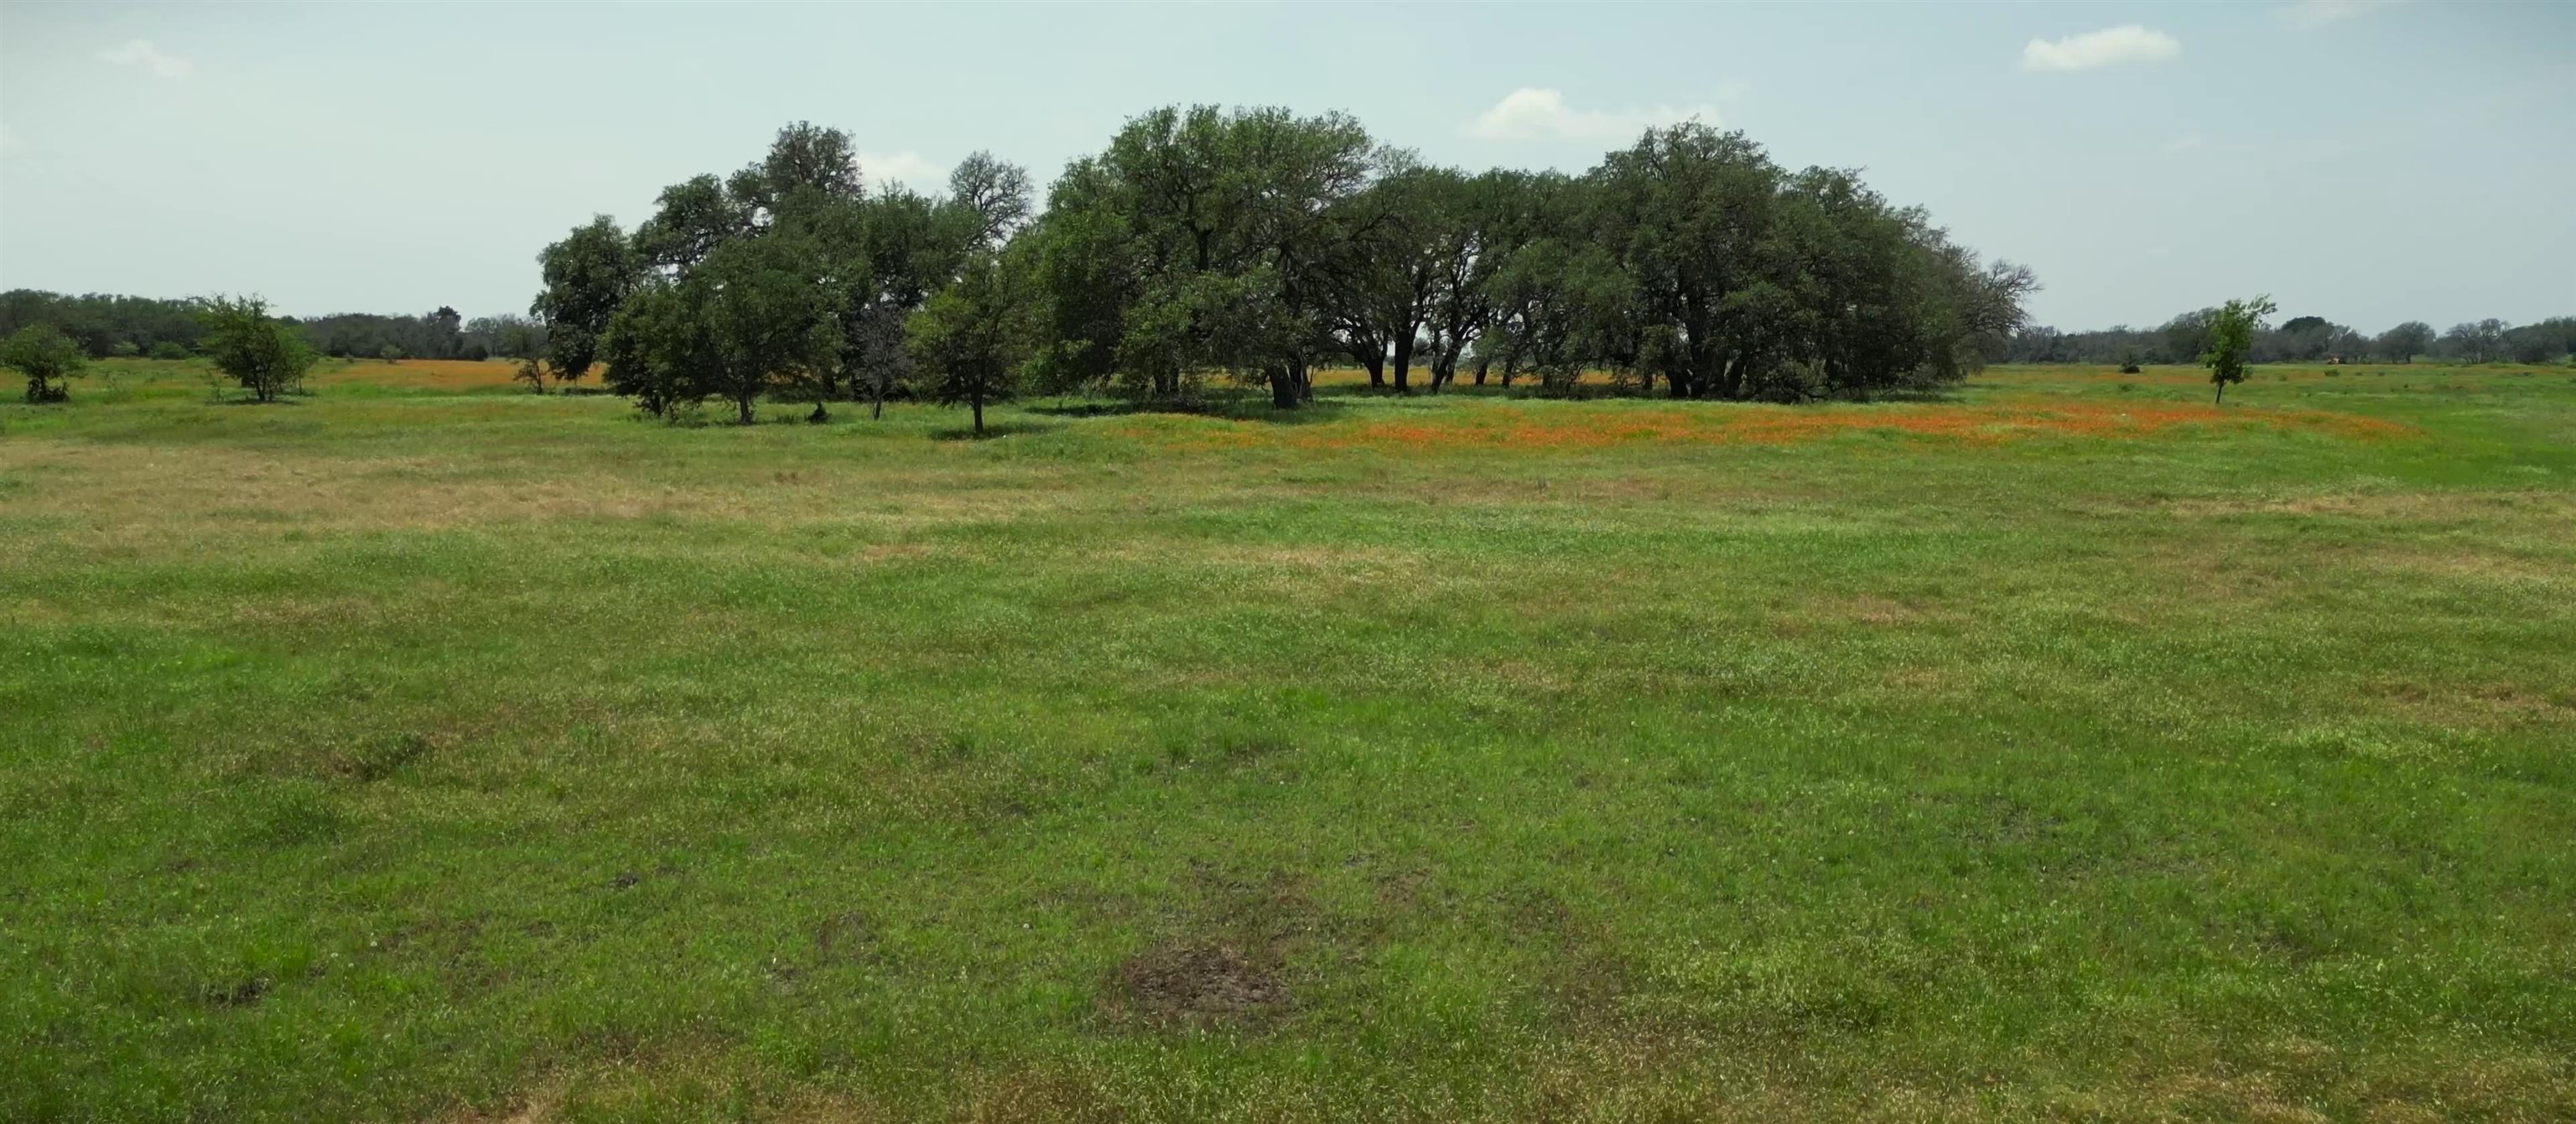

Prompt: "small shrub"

[2118,362,2142,374]
[198,295,317,403]
[2,324,88,403]
[379,345,403,363]
[148,341,191,361]
[111,341,141,358]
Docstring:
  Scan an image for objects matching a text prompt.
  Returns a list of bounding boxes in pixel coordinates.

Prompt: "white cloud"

[1462,87,1727,142]
[860,150,946,193]
[99,39,194,79]
[2284,0,2406,28]
[2162,133,2205,154]
[2019,25,2181,73]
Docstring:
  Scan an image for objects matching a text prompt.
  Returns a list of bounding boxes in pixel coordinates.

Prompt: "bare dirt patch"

[1105,942,1291,1028]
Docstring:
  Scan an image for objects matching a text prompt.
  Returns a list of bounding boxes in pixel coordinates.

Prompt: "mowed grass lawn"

[4,359,2573,1121]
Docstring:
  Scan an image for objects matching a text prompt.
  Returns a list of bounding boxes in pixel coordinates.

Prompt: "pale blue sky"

[2,1,2568,330]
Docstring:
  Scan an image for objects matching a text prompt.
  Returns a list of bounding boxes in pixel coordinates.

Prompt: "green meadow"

[4,360,2573,1121]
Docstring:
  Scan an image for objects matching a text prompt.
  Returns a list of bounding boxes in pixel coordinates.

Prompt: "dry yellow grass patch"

[310,360,526,393]
[2158,489,2576,522]
[0,440,1087,560]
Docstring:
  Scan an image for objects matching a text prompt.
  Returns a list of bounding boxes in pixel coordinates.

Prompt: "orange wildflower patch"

[1126,401,2411,454]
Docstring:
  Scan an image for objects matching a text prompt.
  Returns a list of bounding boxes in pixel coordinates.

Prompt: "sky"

[1,1,2570,332]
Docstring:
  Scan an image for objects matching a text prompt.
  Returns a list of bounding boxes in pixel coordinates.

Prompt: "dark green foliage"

[1,324,88,403]
[2375,320,2433,363]
[198,296,319,403]
[608,232,844,424]
[2440,318,2508,363]
[532,216,643,387]
[570,122,1017,422]
[905,250,1032,435]
[146,341,190,361]
[0,289,204,356]
[2503,317,2575,365]
[1023,105,1377,407]
[600,283,699,419]
[537,113,2561,419]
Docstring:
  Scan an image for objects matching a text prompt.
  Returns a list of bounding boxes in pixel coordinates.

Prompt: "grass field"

[5,358,2573,1121]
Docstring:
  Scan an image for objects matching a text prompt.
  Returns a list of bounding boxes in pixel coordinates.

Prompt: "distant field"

[4,360,2573,1121]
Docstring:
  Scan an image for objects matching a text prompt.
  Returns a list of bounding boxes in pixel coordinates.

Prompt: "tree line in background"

[0,289,547,367]
[522,110,2041,429]
[2004,311,2576,368]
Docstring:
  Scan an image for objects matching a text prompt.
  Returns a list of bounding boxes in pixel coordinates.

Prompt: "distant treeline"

[2002,313,2574,367]
[0,289,545,363]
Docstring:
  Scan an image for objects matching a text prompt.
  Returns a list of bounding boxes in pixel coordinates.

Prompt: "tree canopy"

[506,110,2057,424]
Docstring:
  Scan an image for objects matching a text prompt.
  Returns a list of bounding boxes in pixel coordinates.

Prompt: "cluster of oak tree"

[527,109,2042,430]
[2005,311,2576,368]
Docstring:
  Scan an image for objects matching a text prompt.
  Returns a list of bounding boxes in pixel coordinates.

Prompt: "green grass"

[5,360,2573,1121]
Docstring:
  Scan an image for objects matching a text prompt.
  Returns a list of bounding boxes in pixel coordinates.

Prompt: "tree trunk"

[737,391,756,424]
[1721,352,1750,400]
[1270,366,1301,408]
[1363,351,1384,390]
[972,388,985,435]
[2214,380,2224,404]
[1391,336,1415,395]
[1474,353,1491,386]
[871,371,886,420]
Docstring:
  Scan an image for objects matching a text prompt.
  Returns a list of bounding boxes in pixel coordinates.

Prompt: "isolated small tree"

[198,296,318,403]
[1,325,88,403]
[379,344,403,363]
[147,341,191,360]
[2200,294,2277,404]
[499,320,551,394]
[904,252,1031,436]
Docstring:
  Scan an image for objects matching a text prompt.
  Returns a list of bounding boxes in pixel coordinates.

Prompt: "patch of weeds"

[335,731,434,783]
[246,784,346,847]
[200,975,270,1010]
